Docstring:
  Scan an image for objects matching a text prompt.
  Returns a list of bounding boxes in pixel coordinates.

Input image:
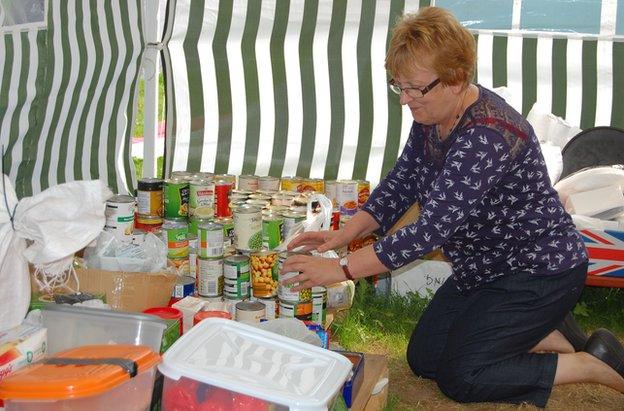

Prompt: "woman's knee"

[435,366,476,403]
[406,329,437,379]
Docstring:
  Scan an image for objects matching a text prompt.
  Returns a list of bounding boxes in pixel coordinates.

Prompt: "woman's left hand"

[280,254,346,292]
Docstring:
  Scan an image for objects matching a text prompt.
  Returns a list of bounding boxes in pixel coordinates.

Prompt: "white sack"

[553,166,624,206]
[540,142,563,185]
[0,176,111,331]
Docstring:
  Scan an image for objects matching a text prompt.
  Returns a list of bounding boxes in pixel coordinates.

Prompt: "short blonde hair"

[386,7,476,87]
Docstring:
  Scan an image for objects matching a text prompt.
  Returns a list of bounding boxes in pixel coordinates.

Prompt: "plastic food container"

[159,318,352,410]
[41,304,167,354]
[0,344,160,410]
[335,351,365,408]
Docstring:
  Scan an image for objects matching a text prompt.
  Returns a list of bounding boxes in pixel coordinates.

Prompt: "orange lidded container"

[0,344,160,410]
[193,310,232,325]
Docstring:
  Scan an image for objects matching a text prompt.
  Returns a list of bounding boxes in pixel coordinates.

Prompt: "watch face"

[340,257,348,266]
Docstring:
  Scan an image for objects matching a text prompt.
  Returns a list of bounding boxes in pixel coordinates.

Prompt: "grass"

[133,156,164,180]
[133,74,166,137]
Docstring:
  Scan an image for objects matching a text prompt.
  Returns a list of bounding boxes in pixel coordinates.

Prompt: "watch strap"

[340,257,355,281]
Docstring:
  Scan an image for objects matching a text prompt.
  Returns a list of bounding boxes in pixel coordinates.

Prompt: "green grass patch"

[133,74,166,137]
[133,156,164,180]
[576,286,624,335]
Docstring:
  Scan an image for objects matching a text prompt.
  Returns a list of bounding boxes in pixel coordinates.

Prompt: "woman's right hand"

[286,230,349,253]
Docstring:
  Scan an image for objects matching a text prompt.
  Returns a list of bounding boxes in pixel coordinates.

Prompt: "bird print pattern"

[362,86,587,291]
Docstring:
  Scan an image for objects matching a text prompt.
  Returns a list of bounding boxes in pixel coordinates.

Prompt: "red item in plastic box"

[144,307,184,336]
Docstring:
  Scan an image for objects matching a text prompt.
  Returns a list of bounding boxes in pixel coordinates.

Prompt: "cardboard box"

[579,229,624,287]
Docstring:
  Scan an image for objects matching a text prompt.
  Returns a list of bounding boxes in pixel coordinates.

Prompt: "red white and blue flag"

[581,229,624,278]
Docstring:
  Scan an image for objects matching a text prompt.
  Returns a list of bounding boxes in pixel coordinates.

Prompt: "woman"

[282,6,624,407]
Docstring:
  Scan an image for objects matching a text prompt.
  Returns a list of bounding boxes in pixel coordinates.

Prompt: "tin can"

[164,178,190,218]
[331,209,340,231]
[298,178,324,193]
[135,214,163,232]
[197,257,223,297]
[104,195,135,242]
[223,255,251,299]
[336,180,359,217]
[357,180,371,208]
[258,176,280,191]
[137,178,163,217]
[189,214,212,236]
[238,175,259,191]
[278,300,313,321]
[250,250,278,298]
[255,296,278,320]
[171,170,194,181]
[214,179,233,218]
[215,217,235,248]
[271,193,294,207]
[162,218,189,259]
[262,213,283,250]
[172,276,196,299]
[215,173,237,187]
[235,301,266,322]
[198,221,224,259]
[278,252,312,302]
[325,180,337,208]
[246,198,270,209]
[233,205,263,252]
[189,179,215,217]
[311,286,328,326]
[188,234,198,280]
[281,210,306,240]
[280,176,302,192]
[229,200,249,211]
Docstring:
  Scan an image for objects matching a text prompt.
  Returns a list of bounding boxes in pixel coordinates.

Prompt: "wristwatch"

[339,257,355,281]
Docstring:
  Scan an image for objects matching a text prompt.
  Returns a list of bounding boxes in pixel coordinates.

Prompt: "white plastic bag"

[0,176,111,331]
[84,231,167,272]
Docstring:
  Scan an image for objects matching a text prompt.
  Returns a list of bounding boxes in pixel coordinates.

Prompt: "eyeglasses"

[388,78,440,98]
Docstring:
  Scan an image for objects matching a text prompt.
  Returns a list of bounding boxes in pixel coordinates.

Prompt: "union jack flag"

[580,229,624,277]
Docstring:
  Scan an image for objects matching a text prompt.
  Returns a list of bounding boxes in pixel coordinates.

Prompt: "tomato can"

[135,214,163,232]
[262,213,283,250]
[235,301,265,322]
[325,180,337,208]
[189,178,215,217]
[258,176,280,191]
[137,178,163,217]
[336,180,359,217]
[250,250,278,298]
[198,221,224,259]
[164,177,190,218]
[233,205,263,252]
[278,252,312,302]
[214,179,233,218]
[104,195,136,242]
[357,179,371,208]
[238,174,259,191]
[278,300,313,321]
[223,255,251,299]
[311,286,328,326]
[197,257,223,297]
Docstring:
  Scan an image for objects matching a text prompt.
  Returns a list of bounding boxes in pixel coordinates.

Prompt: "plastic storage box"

[41,304,167,354]
[0,344,160,410]
[158,318,352,411]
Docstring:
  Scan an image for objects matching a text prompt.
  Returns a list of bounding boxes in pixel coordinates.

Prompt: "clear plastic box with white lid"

[158,317,352,411]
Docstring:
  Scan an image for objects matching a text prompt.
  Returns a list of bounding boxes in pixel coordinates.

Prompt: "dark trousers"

[407,262,588,407]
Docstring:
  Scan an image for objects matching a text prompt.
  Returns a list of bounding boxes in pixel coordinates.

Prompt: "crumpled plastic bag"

[84,231,167,272]
[0,176,111,331]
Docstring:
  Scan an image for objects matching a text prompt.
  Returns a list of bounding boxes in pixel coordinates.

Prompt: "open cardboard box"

[31,267,178,313]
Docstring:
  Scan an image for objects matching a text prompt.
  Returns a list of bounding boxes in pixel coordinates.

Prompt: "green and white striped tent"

[1,0,623,196]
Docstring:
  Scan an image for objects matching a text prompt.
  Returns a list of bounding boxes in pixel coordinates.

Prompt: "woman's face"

[393,68,461,126]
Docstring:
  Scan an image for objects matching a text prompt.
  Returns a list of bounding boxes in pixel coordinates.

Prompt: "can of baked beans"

[238,175,259,192]
[137,178,163,217]
[214,179,233,218]
[258,176,280,191]
[336,180,359,217]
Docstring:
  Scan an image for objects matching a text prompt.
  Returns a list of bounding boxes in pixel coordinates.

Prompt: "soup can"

[137,178,163,217]
[262,213,283,250]
[336,180,359,217]
[104,195,136,242]
[235,301,266,322]
[311,286,328,326]
[278,300,313,321]
[223,255,251,299]
[189,178,215,217]
[238,174,259,191]
[198,221,224,259]
[357,180,371,208]
[277,252,312,303]
[250,250,278,298]
[255,296,278,320]
[233,205,263,252]
[281,210,306,240]
[164,177,190,218]
[258,176,280,191]
[162,218,189,259]
[214,179,233,218]
[197,257,223,297]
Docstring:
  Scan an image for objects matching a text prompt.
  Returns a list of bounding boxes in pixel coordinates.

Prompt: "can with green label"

[162,218,189,259]
[311,286,328,326]
[223,255,251,299]
[164,177,190,218]
[262,213,283,250]
[189,215,213,237]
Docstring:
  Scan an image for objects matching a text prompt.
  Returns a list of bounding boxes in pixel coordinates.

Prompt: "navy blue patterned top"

[363,86,587,291]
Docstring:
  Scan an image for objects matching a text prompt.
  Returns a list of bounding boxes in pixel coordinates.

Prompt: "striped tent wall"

[163,0,431,187]
[0,0,144,198]
[163,0,622,187]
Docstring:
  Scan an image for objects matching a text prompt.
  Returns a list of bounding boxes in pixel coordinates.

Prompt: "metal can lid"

[224,255,250,264]
[165,177,188,184]
[234,204,262,214]
[163,217,188,228]
[198,221,224,230]
[236,301,265,311]
[137,178,164,191]
[250,249,277,258]
[107,194,135,204]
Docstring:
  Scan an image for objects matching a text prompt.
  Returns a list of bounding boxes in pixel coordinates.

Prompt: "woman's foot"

[585,329,624,382]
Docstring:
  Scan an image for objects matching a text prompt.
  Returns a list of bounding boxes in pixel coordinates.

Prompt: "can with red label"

[331,209,340,230]
[214,179,233,218]
[189,178,215,217]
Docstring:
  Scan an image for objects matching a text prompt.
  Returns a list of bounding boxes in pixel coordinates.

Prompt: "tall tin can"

[336,180,359,217]
[223,255,251,300]
[197,257,223,297]
[104,195,136,242]
[164,177,190,218]
[324,180,337,209]
[214,179,233,218]
[311,286,328,326]
[137,178,163,217]
[258,176,280,191]
[189,178,215,217]
[278,252,312,303]
[357,180,371,208]
[162,218,189,259]
[215,217,235,249]
[233,205,263,252]
[198,221,224,259]
[250,250,278,298]
[238,175,259,192]
[215,173,237,188]
[262,212,283,250]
